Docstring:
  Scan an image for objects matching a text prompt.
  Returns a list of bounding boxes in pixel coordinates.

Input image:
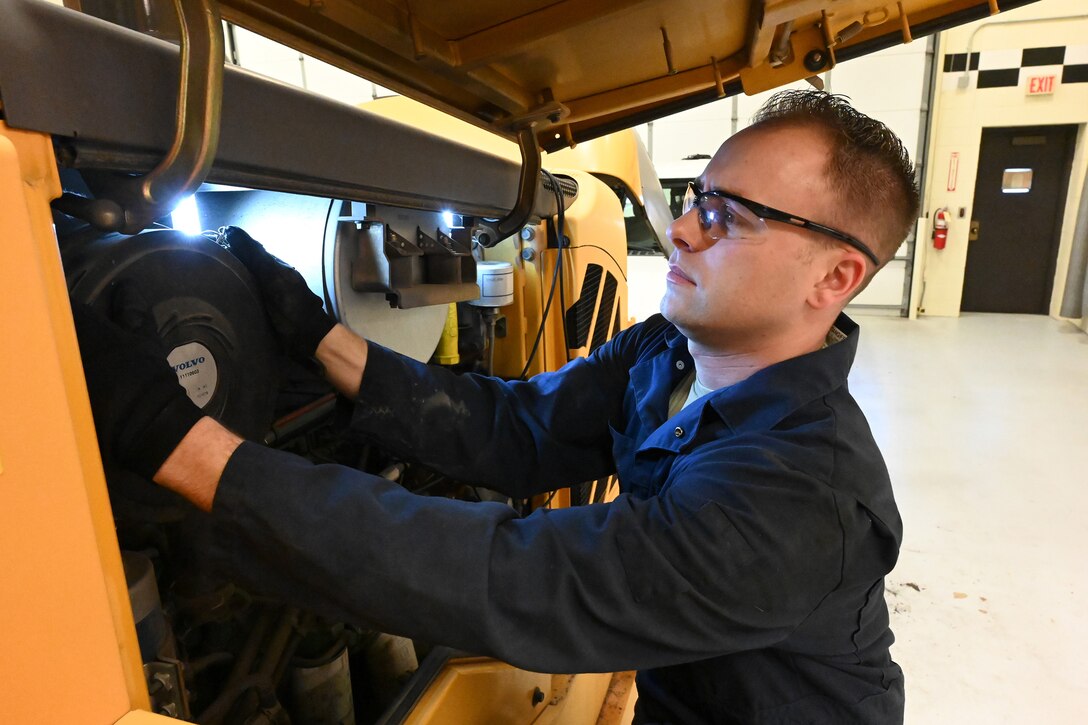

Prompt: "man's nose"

[667,208,712,253]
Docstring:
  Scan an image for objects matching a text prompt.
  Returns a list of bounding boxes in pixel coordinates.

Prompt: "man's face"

[660,124,841,349]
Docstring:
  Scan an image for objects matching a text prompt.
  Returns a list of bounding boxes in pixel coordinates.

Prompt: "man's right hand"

[73,284,205,480]
[221,226,336,361]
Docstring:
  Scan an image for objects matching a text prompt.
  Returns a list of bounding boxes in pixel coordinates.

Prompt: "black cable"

[485,308,498,376]
[549,172,572,364]
[517,172,569,380]
[409,471,447,495]
[518,487,558,517]
[517,246,561,380]
[558,239,570,364]
[567,244,629,282]
[197,674,276,724]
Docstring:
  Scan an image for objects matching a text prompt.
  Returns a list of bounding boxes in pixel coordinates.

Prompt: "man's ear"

[808,251,869,310]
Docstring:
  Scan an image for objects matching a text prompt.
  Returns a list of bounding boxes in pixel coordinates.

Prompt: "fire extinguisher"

[932,208,950,250]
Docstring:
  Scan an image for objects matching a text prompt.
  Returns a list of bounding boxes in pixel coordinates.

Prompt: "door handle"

[968,220,980,242]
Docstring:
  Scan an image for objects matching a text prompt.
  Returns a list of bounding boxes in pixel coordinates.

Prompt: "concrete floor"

[847,313,1088,723]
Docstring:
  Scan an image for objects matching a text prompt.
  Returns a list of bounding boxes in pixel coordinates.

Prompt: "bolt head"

[803,49,828,72]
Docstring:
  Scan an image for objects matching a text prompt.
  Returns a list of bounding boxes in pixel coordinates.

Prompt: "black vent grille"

[542,173,579,200]
[590,272,618,351]
[565,263,602,348]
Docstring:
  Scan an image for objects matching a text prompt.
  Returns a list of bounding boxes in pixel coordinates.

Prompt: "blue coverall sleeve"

[209,436,843,674]
[347,338,630,499]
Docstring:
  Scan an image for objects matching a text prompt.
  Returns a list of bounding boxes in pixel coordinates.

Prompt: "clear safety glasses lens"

[682,185,767,241]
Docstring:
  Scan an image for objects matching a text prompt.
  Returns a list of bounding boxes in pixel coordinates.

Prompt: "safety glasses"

[682,182,881,266]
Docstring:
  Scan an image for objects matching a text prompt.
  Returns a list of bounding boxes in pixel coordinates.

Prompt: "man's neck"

[687,323,830,390]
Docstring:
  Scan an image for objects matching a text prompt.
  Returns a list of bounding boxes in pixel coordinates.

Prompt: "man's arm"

[154,417,241,512]
[344,336,628,497]
[315,323,368,398]
[152,311,374,508]
[226,228,628,496]
[154,318,619,509]
[205,437,845,674]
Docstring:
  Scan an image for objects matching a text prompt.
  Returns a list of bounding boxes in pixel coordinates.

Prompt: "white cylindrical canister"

[471,260,514,307]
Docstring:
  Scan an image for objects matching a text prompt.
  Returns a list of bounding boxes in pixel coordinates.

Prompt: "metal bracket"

[499,101,570,131]
[145,659,190,719]
[348,220,479,308]
[53,0,223,234]
[416,226,475,286]
[739,25,833,95]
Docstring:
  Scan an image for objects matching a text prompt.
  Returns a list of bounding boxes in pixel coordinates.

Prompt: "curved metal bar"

[490,127,541,245]
[138,0,224,211]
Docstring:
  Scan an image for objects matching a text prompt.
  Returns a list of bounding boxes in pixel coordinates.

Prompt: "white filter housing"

[471,260,514,307]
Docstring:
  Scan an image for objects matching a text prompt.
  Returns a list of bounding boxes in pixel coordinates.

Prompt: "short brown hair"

[751,91,920,266]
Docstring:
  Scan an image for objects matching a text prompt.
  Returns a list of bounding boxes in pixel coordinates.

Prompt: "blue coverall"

[207,312,905,723]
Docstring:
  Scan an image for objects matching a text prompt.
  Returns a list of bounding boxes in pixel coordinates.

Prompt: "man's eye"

[724,200,759,234]
[703,203,736,233]
[719,206,738,228]
[700,206,721,228]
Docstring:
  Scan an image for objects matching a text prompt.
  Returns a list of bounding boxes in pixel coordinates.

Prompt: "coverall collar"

[702,312,859,434]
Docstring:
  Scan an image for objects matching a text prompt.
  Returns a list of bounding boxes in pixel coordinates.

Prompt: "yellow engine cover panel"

[0,124,149,722]
[404,658,613,725]
[217,0,1022,148]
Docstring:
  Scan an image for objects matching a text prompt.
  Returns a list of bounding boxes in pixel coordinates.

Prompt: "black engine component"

[64,228,279,441]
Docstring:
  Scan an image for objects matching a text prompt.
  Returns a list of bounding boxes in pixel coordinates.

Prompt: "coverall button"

[674,426,684,438]
[675,360,685,370]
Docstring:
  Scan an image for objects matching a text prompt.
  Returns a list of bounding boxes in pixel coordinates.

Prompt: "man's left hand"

[221,226,336,361]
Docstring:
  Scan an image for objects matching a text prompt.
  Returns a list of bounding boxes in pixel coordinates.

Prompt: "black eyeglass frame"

[685,182,881,266]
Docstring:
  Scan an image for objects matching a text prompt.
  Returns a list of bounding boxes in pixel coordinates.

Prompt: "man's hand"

[221,226,336,360]
[73,284,205,480]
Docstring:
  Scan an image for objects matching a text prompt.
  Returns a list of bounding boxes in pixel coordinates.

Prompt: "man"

[75,90,919,723]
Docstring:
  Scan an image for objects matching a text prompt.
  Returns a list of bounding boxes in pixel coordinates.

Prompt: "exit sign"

[1026,75,1057,96]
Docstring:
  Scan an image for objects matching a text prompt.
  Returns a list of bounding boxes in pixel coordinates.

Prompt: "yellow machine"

[0,0,1032,723]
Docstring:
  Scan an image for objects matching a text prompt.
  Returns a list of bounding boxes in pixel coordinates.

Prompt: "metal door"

[962,125,1077,314]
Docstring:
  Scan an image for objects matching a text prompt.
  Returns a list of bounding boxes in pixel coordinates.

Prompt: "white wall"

[830,41,932,310]
[918,0,1088,329]
[647,78,821,183]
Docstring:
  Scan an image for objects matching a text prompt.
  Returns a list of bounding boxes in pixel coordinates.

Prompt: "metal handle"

[57,0,224,234]
[139,0,224,211]
[489,127,541,245]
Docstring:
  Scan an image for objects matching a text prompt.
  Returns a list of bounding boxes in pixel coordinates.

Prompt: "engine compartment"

[28,6,634,693]
[59,180,554,723]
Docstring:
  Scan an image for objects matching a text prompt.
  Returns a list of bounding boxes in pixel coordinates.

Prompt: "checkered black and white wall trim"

[941,44,1088,90]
